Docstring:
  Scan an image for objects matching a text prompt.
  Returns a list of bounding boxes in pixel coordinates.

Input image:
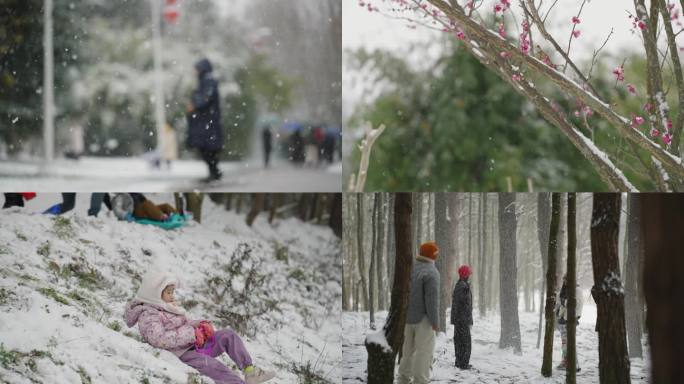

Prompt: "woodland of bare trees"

[343,193,684,383]
[202,193,341,235]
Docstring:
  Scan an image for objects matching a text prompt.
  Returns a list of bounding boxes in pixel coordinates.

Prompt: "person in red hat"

[398,241,441,384]
[451,265,473,369]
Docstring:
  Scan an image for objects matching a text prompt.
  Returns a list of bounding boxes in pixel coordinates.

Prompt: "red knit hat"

[419,241,439,260]
[458,265,472,279]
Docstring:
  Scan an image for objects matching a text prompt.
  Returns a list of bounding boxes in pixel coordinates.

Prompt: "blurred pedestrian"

[187,58,223,182]
[262,125,273,168]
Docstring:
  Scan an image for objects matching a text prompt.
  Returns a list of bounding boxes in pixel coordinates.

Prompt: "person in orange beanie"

[398,241,441,384]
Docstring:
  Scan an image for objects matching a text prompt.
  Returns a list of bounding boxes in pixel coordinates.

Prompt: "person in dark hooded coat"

[451,265,473,369]
[187,58,223,182]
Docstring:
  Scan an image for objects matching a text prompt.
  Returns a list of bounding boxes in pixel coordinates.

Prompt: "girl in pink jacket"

[124,272,275,384]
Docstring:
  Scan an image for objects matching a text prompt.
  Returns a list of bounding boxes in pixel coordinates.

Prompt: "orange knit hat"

[419,241,439,260]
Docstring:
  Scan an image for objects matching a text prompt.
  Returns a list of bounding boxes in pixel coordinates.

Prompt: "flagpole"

[151,0,165,155]
[42,0,55,173]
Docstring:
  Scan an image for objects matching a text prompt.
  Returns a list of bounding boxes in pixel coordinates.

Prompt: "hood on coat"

[194,58,213,76]
[133,271,187,315]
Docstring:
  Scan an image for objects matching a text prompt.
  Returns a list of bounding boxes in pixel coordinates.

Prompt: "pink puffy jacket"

[124,301,201,356]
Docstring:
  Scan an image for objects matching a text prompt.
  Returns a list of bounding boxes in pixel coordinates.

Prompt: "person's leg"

[464,324,472,367]
[134,200,165,221]
[209,150,221,178]
[453,325,460,367]
[88,193,104,217]
[413,317,436,384]
[60,193,76,214]
[397,323,416,384]
[454,324,464,367]
[208,329,253,370]
[180,350,245,384]
[102,193,112,211]
[3,193,24,208]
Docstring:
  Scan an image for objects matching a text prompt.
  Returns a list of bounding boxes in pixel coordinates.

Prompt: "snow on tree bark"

[497,193,522,353]
[590,193,631,384]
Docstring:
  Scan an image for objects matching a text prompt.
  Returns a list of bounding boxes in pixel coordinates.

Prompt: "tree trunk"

[342,194,352,311]
[590,193,631,384]
[415,193,423,247]
[479,193,487,317]
[376,193,387,311]
[357,194,368,311]
[541,193,561,377]
[641,193,684,384]
[269,194,282,224]
[366,193,413,384]
[369,193,378,329]
[386,194,396,307]
[434,193,453,332]
[566,193,577,383]
[624,194,643,358]
[183,192,203,223]
[536,193,551,348]
[246,193,265,227]
[498,193,522,353]
[467,194,472,267]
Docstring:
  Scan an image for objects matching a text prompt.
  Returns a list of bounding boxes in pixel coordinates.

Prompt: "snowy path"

[0,157,341,192]
[343,300,649,383]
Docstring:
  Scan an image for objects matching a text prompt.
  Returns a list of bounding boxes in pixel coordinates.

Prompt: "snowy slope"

[343,299,650,383]
[0,195,341,384]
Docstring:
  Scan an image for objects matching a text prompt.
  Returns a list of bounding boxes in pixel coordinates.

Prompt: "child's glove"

[194,327,206,348]
[199,321,215,339]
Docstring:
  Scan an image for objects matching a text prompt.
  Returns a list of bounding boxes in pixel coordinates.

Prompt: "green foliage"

[52,216,75,239]
[77,366,92,384]
[0,287,12,306]
[273,242,289,263]
[60,262,105,290]
[222,55,294,160]
[38,287,69,305]
[290,360,332,384]
[15,231,27,241]
[37,241,51,257]
[347,43,609,191]
[288,268,307,282]
[0,344,19,368]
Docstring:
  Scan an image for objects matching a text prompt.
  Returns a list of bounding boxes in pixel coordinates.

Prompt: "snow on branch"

[353,121,386,192]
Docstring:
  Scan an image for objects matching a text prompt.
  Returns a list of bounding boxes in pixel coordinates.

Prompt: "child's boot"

[244,366,275,384]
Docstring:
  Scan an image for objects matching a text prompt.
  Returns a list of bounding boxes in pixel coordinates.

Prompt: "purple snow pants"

[179,329,253,384]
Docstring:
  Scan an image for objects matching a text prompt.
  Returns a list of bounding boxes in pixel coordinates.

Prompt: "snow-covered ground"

[343,298,650,383]
[0,157,342,192]
[0,194,341,384]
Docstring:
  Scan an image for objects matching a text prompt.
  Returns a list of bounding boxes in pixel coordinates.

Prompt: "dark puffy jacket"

[451,279,473,325]
[187,58,223,151]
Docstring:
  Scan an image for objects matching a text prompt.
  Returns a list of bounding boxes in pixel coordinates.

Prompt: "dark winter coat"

[451,279,473,325]
[187,59,223,151]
